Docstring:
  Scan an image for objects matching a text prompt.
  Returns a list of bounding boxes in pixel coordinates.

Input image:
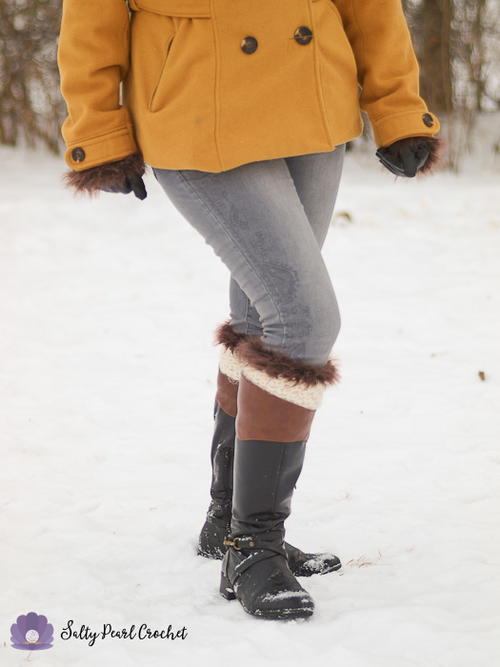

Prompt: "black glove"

[101,172,147,200]
[63,151,148,200]
[376,136,442,178]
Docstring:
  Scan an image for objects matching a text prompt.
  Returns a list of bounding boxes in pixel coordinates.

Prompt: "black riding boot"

[198,325,342,576]
[197,383,341,576]
[197,398,234,559]
[220,436,314,620]
[219,358,340,620]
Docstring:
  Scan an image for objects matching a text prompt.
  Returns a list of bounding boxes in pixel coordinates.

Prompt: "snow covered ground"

[1,129,499,666]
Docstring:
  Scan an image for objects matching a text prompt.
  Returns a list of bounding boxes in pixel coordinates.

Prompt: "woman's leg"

[152,152,341,365]
[189,148,345,575]
[153,154,343,619]
[228,143,346,338]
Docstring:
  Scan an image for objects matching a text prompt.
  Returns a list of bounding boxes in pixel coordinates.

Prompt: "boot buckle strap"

[234,549,279,577]
[223,536,256,551]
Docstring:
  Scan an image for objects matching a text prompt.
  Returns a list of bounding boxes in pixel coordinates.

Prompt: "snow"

[1,122,499,666]
[260,590,313,602]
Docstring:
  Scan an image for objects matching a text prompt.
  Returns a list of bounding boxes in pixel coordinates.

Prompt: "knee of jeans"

[259,288,340,361]
[308,296,341,357]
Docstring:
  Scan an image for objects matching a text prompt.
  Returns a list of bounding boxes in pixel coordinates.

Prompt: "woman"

[57,0,444,621]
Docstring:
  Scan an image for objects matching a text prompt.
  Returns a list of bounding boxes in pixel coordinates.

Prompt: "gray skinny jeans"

[152,144,346,366]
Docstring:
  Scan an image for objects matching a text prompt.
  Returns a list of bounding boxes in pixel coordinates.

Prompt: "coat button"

[422,113,434,127]
[71,147,86,162]
[294,26,313,45]
[241,36,258,54]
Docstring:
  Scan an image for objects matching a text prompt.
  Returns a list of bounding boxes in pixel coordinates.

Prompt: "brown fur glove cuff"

[376,136,446,178]
[63,152,148,200]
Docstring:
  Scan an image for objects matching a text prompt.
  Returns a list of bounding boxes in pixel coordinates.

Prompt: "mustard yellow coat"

[57,0,441,173]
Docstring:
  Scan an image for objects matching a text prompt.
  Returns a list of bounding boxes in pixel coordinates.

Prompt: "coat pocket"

[148,29,176,112]
[130,6,212,116]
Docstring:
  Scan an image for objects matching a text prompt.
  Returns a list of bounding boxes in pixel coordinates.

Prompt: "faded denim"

[152,144,346,366]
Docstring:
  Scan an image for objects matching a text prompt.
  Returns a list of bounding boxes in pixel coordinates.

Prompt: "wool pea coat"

[57,0,441,173]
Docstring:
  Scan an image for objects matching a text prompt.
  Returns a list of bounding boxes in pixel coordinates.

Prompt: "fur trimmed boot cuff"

[218,346,241,383]
[213,320,246,382]
[213,320,248,351]
[213,320,340,410]
[239,365,324,410]
[235,336,340,411]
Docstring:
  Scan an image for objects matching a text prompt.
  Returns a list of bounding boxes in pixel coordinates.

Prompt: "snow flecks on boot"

[197,502,231,560]
[284,541,342,577]
[260,590,313,603]
[300,553,342,576]
[198,538,226,560]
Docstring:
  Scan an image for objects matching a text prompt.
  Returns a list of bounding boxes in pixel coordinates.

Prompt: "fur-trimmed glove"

[376,136,445,178]
[63,152,147,200]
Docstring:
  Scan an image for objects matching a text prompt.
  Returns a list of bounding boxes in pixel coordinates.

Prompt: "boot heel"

[219,571,236,600]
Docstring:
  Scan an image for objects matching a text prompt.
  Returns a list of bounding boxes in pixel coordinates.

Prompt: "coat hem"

[143,126,362,173]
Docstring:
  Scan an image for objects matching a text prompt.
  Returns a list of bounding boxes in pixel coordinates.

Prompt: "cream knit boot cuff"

[240,364,326,411]
[218,346,242,383]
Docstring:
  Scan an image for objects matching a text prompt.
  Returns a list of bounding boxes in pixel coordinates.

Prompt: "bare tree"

[411,0,455,114]
[407,0,500,170]
[0,0,65,153]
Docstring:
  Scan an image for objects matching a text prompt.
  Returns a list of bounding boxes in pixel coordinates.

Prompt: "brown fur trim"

[417,136,446,175]
[62,152,146,197]
[235,335,341,387]
[213,319,249,351]
[401,135,446,177]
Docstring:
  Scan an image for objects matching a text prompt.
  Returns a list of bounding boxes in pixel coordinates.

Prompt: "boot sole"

[220,573,314,620]
[251,606,314,620]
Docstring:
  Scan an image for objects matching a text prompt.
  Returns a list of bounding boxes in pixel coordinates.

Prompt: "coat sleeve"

[57,0,139,171]
[333,0,441,147]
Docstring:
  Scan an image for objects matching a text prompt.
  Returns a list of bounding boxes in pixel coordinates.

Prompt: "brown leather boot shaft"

[215,369,238,418]
[236,374,315,442]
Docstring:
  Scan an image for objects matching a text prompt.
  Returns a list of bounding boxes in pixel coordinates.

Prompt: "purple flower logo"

[10,612,54,650]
